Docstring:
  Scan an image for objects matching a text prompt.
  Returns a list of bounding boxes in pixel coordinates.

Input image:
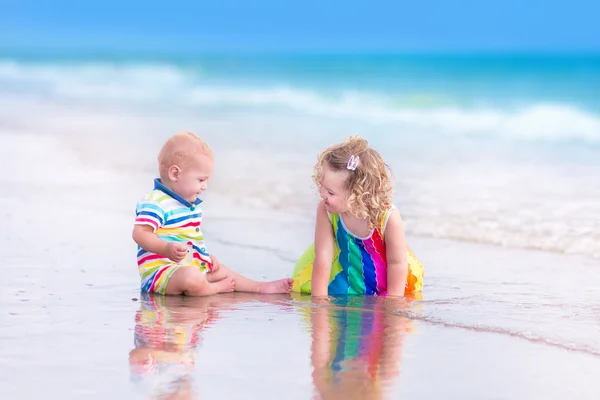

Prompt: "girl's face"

[318,164,350,214]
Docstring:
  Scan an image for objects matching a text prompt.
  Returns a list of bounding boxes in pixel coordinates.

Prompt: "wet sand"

[2,269,600,399]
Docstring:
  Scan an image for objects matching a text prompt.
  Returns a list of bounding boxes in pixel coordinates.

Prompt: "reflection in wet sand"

[128,292,418,399]
[128,293,215,400]
[128,292,291,399]
[293,294,419,400]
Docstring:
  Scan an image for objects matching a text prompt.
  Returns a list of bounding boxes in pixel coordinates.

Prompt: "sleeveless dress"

[292,206,423,295]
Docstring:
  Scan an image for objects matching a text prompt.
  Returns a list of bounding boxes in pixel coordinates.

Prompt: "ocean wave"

[2,60,599,259]
[408,224,600,259]
[1,60,600,144]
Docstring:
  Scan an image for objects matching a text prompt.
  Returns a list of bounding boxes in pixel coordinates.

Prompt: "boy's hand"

[165,242,188,263]
[209,255,220,272]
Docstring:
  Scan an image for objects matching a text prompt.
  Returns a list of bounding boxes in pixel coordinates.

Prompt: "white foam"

[2,61,600,260]
[1,60,600,143]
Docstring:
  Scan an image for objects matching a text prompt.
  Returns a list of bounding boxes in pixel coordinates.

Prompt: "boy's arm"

[133,200,187,262]
[132,225,188,262]
[384,208,409,296]
[208,254,221,272]
[312,201,335,297]
[132,225,169,256]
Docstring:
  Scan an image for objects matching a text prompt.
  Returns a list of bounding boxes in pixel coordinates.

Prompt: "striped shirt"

[134,179,212,292]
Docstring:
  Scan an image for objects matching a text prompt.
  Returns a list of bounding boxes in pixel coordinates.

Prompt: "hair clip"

[347,154,360,171]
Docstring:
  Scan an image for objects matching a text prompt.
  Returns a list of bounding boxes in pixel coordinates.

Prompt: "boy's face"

[318,164,349,214]
[169,154,214,202]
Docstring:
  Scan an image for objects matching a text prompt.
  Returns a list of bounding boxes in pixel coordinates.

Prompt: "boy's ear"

[168,165,181,181]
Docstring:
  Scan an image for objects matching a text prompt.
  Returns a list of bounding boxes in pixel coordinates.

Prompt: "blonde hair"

[158,131,213,181]
[313,136,393,229]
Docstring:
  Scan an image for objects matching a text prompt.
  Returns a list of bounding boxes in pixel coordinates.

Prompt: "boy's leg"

[206,264,293,294]
[165,266,235,296]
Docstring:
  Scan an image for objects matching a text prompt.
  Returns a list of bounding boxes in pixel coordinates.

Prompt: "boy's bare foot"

[215,278,236,293]
[258,278,293,294]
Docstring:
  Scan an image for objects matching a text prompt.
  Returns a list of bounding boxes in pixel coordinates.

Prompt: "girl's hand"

[311,295,332,306]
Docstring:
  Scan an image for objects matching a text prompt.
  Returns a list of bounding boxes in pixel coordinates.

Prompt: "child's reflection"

[128,292,292,399]
[128,292,216,400]
[300,295,420,400]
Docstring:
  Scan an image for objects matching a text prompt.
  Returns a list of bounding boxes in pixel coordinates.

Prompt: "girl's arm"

[311,201,335,297]
[384,208,409,296]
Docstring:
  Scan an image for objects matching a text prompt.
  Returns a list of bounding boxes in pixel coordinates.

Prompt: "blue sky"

[1,0,599,52]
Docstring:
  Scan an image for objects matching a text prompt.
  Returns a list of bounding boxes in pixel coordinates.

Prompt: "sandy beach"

[1,128,600,399]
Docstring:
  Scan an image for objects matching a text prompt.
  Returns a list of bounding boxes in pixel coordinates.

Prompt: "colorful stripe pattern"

[327,297,386,383]
[135,179,213,294]
[133,292,210,352]
[292,206,424,295]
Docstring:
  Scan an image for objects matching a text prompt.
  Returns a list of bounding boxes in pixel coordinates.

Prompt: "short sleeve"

[135,199,165,232]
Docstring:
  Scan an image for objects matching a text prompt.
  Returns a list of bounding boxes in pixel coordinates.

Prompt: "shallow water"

[3,284,600,400]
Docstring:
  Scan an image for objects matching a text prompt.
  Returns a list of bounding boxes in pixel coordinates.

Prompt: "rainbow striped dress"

[292,206,423,295]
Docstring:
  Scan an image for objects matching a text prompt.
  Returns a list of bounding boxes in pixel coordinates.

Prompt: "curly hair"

[312,136,393,229]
